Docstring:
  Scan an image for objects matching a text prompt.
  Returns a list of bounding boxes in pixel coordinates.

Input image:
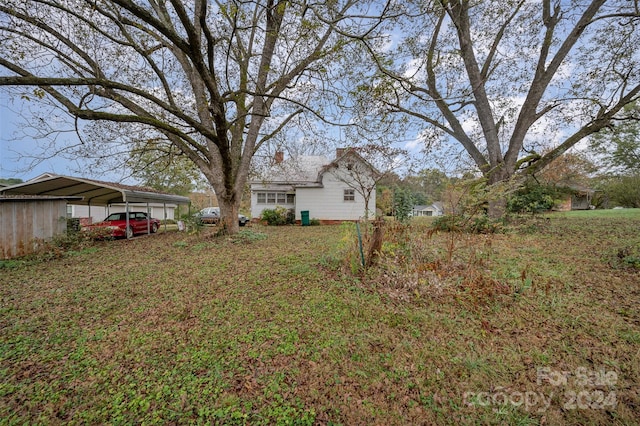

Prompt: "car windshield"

[200,208,219,215]
[104,213,125,221]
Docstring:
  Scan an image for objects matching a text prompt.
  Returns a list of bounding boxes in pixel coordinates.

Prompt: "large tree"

[127,139,207,196]
[589,100,640,207]
[356,0,640,216]
[0,0,385,232]
[589,101,640,173]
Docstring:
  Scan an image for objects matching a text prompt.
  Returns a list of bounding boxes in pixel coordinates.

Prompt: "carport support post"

[146,202,151,235]
[163,203,167,232]
[125,201,130,239]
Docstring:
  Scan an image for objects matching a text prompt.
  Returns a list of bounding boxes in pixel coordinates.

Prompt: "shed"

[1,195,82,259]
[555,183,597,211]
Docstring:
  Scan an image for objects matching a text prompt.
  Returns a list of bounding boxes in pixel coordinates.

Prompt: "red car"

[82,212,160,238]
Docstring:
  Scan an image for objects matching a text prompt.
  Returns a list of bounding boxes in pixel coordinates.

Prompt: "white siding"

[250,184,295,219]
[70,203,177,223]
[295,172,376,221]
[70,205,107,224]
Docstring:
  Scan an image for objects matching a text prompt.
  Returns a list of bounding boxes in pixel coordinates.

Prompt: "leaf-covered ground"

[1,212,639,425]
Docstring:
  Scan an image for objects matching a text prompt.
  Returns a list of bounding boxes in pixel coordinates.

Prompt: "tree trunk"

[217,196,240,235]
[486,164,512,219]
[487,199,506,219]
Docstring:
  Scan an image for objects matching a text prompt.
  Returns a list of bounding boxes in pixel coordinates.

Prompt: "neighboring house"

[411,202,444,217]
[555,183,597,211]
[250,149,378,222]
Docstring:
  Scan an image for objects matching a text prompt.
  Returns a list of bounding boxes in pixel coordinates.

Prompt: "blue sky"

[0,92,135,183]
[0,93,77,181]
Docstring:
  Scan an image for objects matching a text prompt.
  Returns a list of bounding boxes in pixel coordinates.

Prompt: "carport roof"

[0,174,191,206]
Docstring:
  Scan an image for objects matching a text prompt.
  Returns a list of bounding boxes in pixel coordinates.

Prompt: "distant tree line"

[0,178,24,186]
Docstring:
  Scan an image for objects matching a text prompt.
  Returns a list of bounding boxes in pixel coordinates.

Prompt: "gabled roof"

[0,174,191,206]
[413,202,444,211]
[252,148,380,187]
[254,155,330,185]
[318,148,381,180]
[556,181,597,195]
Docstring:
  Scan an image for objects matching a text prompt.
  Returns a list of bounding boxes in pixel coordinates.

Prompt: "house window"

[344,189,355,201]
[256,191,294,204]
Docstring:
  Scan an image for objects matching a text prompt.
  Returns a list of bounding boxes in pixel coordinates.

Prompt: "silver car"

[195,207,248,226]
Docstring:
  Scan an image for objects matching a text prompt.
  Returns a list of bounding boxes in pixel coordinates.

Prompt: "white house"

[411,202,444,217]
[250,149,378,222]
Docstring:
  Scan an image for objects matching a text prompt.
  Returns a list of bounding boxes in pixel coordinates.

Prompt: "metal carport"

[0,174,191,238]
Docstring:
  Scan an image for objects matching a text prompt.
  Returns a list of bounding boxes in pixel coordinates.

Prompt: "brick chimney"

[335,148,345,159]
[274,151,284,164]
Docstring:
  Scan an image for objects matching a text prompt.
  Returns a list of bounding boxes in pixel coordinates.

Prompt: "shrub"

[507,181,560,213]
[179,213,204,233]
[431,214,462,232]
[261,207,294,226]
[393,187,414,223]
[610,246,640,270]
[261,208,286,225]
[467,214,503,234]
[597,174,640,208]
[285,208,296,224]
[431,213,503,234]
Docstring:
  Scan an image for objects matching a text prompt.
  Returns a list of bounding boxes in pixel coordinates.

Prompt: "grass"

[547,207,640,219]
[1,214,639,425]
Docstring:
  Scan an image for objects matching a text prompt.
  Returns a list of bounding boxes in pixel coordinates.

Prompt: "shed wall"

[0,200,68,259]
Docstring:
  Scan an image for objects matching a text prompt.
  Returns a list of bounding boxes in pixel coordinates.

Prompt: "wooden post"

[366,218,384,267]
